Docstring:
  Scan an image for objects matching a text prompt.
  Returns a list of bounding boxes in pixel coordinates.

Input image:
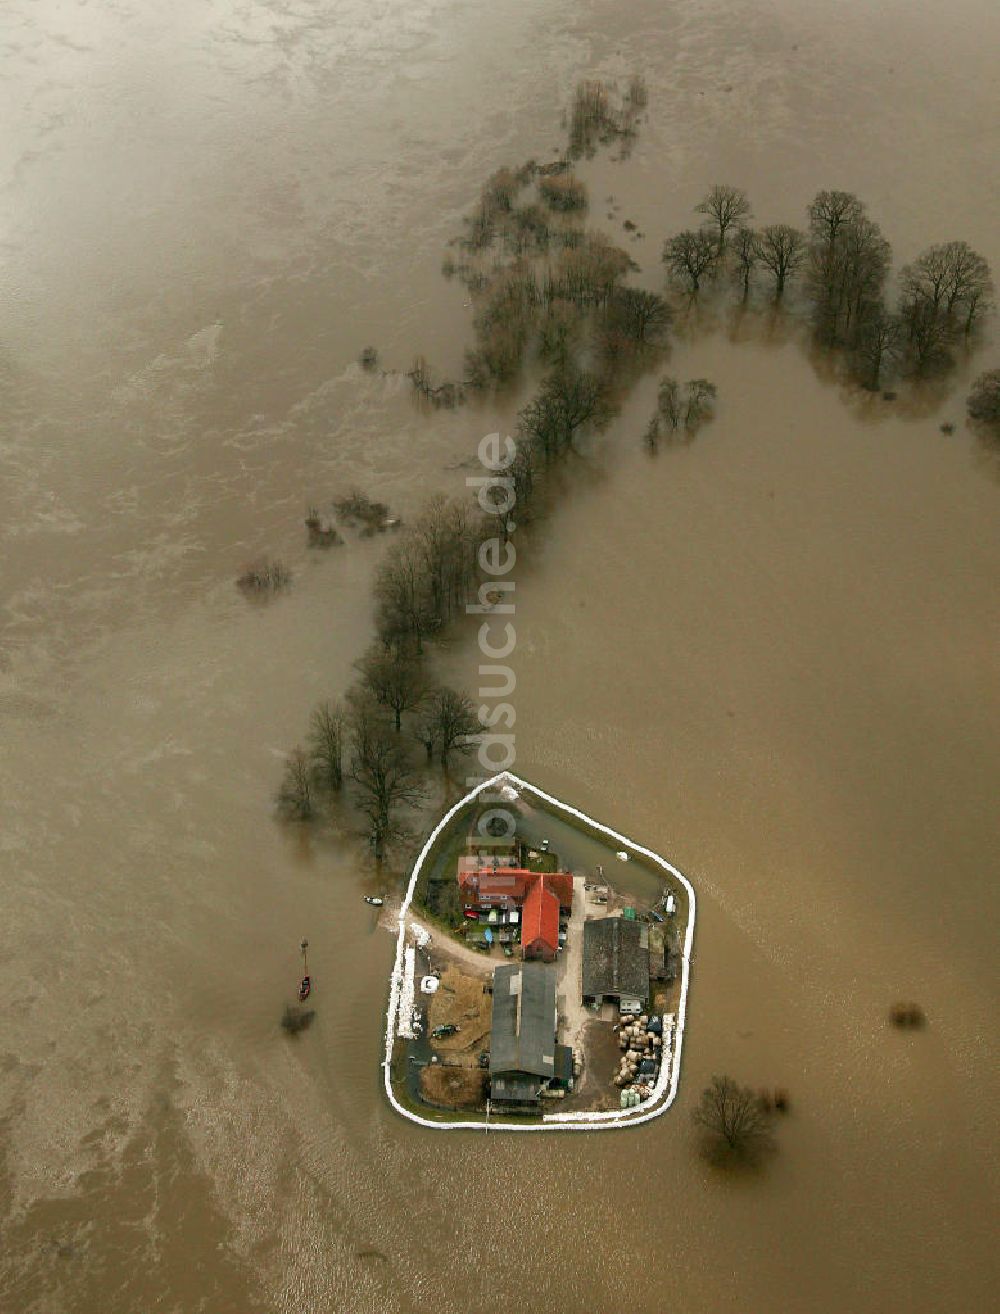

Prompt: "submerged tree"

[308,700,347,791]
[754,224,807,299]
[539,172,588,213]
[537,297,582,367]
[348,699,423,861]
[648,376,717,447]
[276,748,314,820]
[662,228,717,294]
[567,77,646,159]
[414,686,480,766]
[732,226,758,298]
[899,293,955,376]
[901,241,992,329]
[410,494,480,628]
[695,184,752,256]
[684,379,717,428]
[518,365,612,463]
[657,376,683,430]
[357,646,427,732]
[373,541,436,652]
[550,231,636,308]
[603,285,672,346]
[897,241,994,375]
[807,193,892,347]
[852,308,901,391]
[967,368,1000,425]
[807,190,864,258]
[692,1075,775,1159]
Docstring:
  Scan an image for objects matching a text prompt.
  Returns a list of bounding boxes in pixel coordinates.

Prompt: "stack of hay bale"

[614,1014,663,1106]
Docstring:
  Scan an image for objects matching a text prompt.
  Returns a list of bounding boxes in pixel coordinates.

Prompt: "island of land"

[383,771,695,1131]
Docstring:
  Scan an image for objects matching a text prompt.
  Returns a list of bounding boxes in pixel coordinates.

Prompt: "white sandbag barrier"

[382,770,696,1132]
[396,946,417,1040]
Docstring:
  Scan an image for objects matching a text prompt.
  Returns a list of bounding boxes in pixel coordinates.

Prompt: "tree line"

[277,80,668,860]
[663,183,994,390]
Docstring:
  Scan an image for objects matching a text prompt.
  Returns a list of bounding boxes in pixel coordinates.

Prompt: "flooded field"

[2,1,998,1311]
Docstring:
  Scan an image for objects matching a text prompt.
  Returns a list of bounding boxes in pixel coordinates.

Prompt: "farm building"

[521,878,561,961]
[489,963,573,1108]
[582,916,650,1011]
[458,861,573,913]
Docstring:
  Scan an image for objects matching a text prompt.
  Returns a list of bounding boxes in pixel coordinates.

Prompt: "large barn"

[489,962,573,1108]
[582,916,650,1011]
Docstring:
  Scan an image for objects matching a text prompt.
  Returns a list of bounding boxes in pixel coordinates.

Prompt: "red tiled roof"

[458,866,574,911]
[543,872,575,910]
[522,878,560,955]
[459,869,533,902]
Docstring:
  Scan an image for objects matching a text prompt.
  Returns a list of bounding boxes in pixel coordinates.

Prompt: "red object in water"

[298,975,311,1001]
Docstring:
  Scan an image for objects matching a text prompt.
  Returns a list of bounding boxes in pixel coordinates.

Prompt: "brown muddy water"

[2,1,999,1311]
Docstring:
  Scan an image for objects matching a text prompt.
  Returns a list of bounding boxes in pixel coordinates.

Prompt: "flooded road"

[2,1,998,1310]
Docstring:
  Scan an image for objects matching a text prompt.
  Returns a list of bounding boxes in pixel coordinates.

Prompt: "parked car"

[431,1023,460,1039]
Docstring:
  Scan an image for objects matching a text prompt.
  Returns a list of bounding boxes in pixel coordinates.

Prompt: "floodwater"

[2,0,998,1310]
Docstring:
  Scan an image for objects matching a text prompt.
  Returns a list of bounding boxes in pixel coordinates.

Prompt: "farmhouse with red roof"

[457,857,574,961]
[521,878,561,961]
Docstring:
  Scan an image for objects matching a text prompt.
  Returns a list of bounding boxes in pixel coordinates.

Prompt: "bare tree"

[373,541,435,652]
[852,308,901,391]
[643,413,662,453]
[754,225,807,298]
[549,232,636,307]
[537,297,581,367]
[411,495,480,627]
[412,699,438,762]
[809,195,891,345]
[941,242,992,326]
[518,366,611,462]
[507,439,536,528]
[848,219,891,332]
[807,190,864,255]
[656,376,683,429]
[967,369,1000,425]
[539,173,587,213]
[276,748,314,820]
[685,379,717,429]
[692,1075,774,1157]
[662,229,717,293]
[308,700,347,790]
[809,213,891,346]
[357,646,427,731]
[695,184,751,255]
[901,241,991,328]
[480,437,535,544]
[655,376,716,434]
[896,242,992,373]
[438,688,479,766]
[604,286,672,345]
[418,686,480,765]
[899,294,954,375]
[348,699,424,861]
[732,226,758,298]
